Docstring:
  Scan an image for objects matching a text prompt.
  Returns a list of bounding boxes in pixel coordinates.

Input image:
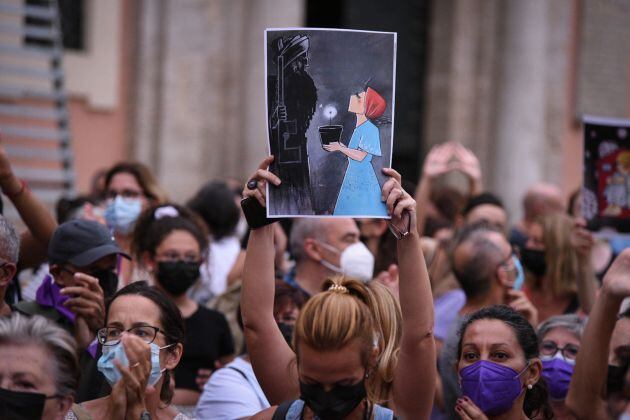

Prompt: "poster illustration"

[582,115,630,232]
[265,28,397,218]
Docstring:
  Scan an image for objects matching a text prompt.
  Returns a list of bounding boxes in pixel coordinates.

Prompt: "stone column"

[133,0,304,202]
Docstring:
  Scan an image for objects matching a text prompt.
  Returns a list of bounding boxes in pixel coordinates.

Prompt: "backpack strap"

[271,399,295,420]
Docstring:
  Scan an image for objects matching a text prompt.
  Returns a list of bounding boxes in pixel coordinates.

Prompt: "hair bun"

[328,283,348,294]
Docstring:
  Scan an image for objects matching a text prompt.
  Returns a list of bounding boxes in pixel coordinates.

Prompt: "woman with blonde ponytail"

[241,156,436,419]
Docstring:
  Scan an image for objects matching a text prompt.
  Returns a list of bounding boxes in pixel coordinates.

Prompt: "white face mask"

[318,241,375,282]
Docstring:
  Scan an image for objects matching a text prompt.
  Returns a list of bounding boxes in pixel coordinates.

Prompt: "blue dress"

[333,120,388,216]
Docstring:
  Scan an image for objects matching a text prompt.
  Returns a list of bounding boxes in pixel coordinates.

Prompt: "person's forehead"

[108,172,142,191]
[463,319,520,349]
[542,326,580,346]
[611,318,630,348]
[298,340,364,381]
[0,344,52,381]
[108,294,162,327]
[466,205,507,225]
[324,219,358,238]
[157,230,200,252]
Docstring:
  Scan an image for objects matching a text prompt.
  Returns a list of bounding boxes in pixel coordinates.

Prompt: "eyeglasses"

[106,189,144,200]
[540,340,580,361]
[97,326,162,346]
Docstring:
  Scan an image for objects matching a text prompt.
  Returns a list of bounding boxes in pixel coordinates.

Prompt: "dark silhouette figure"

[268,35,318,215]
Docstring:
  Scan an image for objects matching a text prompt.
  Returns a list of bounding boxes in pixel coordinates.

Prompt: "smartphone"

[240,197,275,229]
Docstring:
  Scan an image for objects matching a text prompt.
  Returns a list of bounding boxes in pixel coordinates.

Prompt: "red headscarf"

[364,87,386,120]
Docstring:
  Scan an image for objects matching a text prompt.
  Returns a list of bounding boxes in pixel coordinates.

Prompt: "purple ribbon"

[35,275,76,323]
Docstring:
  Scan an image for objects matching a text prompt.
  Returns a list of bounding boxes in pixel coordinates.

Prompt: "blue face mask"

[104,196,142,234]
[512,255,525,290]
[97,342,173,386]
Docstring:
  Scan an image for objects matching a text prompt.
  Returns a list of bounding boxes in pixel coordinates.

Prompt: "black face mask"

[91,268,119,298]
[156,261,200,296]
[520,248,547,277]
[0,387,59,420]
[606,363,628,396]
[300,379,367,420]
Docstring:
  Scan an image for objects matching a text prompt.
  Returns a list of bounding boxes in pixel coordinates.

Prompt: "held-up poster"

[265,28,397,218]
[582,115,630,232]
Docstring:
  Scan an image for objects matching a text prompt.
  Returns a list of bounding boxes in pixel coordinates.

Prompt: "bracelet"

[3,178,27,199]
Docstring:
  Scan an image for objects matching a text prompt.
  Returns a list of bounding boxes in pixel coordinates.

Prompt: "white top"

[195,357,269,420]
[189,236,241,303]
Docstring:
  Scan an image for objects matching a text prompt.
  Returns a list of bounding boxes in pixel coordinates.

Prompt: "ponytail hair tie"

[328,283,348,294]
[154,205,179,220]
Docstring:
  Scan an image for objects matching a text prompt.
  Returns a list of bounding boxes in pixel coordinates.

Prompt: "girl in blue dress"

[323,87,389,217]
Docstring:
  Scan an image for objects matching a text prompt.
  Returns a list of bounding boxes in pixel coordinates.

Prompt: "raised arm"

[382,168,436,419]
[240,156,299,405]
[566,249,630,419]
[571,220,598,314]
[0,140,57,269]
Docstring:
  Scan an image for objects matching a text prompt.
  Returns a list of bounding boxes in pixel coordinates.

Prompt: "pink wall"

[69,0,135,194]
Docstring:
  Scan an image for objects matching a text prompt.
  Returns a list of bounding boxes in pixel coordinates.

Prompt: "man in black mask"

[16,219,128,347]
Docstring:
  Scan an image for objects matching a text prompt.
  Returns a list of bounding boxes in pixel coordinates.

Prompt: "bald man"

[510,182,565,248]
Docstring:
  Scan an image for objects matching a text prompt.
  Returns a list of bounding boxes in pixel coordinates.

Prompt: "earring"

[527,384,533,390]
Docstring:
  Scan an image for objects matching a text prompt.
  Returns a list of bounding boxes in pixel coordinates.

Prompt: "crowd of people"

[0,137,628,420]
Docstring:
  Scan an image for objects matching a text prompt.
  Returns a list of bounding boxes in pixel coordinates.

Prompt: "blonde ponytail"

[294,276,401,404]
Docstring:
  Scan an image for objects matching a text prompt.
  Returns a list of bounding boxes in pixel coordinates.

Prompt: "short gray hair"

[0,215,19,263]
[0,314,79,397]
[536,314,586,343]
[290,219,329,262]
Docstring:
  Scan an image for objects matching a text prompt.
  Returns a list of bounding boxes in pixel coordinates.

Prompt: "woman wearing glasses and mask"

[132,204,235,408]
[66,281,187,420]
[536,314,586,419]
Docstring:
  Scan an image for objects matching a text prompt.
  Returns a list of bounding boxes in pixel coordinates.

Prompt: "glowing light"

[323,105,337,119]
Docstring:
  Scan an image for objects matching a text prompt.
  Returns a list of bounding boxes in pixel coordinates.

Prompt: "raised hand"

[422,142,456,178]
[116,335,153,417]
[382,167,417,237]
[506,289,539,326]
[571,219,595,259]
[453,144,482,182]
[602,248,630,299]
[243,156,281,208]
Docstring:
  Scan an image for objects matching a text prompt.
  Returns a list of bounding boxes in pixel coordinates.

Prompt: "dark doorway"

[307,0,429,184]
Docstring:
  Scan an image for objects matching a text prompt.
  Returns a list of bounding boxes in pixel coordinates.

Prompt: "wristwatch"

[140,410,152,420]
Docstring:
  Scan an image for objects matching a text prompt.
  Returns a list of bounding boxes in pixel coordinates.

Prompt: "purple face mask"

[459,360,528,416]
[541,355,574,400]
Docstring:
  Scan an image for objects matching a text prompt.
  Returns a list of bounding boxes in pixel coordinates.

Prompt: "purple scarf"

[35,275,76,323]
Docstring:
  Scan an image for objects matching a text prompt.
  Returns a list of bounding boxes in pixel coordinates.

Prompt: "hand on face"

[570,218,595,259]
[243,156,281,208]
[111,335,153,416]
[60,272,105,333]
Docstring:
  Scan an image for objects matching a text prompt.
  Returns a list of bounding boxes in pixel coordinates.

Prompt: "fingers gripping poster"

[265,28,397,218]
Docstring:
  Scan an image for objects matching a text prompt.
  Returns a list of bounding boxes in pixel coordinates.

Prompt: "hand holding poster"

[265,28,397,218]
[582,116,630,232]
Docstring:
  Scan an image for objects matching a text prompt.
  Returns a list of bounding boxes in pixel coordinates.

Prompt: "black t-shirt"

[174,306,234,391]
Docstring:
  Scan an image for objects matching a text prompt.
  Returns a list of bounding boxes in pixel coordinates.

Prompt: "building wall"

[423,0,630,222]
[133,0,305,202]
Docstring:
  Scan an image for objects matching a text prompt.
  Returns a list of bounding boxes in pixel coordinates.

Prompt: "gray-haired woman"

[537,313,587,419]
[0,313,79,419]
